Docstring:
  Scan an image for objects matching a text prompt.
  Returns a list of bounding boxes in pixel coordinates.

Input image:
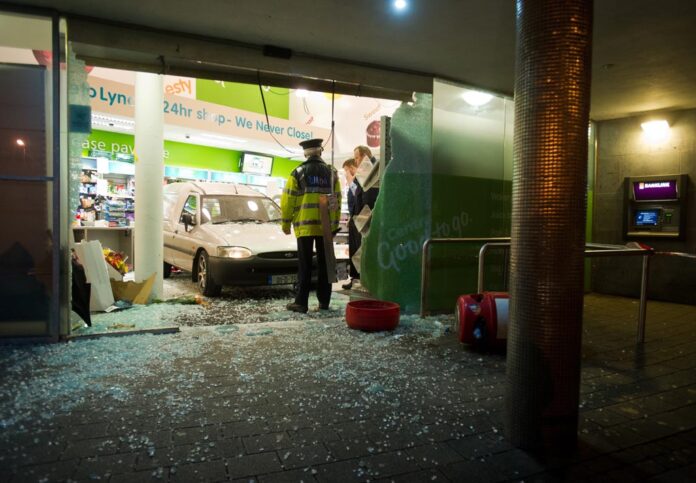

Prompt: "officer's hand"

[282,226,291,235]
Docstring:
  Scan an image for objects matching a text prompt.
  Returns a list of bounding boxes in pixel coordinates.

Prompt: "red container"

[455,292,509,350]
[346,300,400,332]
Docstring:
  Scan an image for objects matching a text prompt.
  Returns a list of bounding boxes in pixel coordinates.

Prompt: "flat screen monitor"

[634,209,660,226]
[633,179,678,201]
[240,153,273,176]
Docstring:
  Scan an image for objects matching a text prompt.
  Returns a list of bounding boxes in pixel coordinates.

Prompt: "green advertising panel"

[196,80,290,120]
[360,94,433,314]
[361,80,593,314]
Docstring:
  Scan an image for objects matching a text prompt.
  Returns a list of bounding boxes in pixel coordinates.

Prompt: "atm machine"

[624,174,688,240]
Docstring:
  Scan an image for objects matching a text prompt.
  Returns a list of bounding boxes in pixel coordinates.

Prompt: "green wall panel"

[585,122,596,291]
[196,80,290,120]
[428,80,513,313]
[164,140,239,172]
[271,156,303,178]
[427,175,511,311]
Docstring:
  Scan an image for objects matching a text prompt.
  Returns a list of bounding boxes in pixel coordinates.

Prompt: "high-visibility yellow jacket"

[281,156,342,238]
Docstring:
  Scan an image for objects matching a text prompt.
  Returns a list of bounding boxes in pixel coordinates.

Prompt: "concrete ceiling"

[7,0,696,120]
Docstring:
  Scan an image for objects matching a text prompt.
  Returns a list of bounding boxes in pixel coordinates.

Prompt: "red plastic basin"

[345,300,400,332]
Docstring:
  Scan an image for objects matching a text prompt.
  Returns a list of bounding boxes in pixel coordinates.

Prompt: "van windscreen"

[201,196,281,224]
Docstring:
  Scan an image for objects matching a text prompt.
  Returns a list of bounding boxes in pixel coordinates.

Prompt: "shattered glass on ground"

[2,294,696,482]
[70,274,351,336]
[1,305,490,482]
[72,304,197,336]
[164,273,351,327]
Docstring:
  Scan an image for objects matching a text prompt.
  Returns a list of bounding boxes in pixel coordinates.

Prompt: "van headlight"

[217,246,252,259]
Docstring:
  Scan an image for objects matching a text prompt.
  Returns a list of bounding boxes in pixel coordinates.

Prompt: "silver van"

[163,181,303,296]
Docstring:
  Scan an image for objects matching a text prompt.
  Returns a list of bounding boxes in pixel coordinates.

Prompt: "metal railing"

[654,251,696,260]
[419,238,682,344]
[420,237,510,318]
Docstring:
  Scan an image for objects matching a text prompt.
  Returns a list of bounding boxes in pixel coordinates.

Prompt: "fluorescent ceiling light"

[462,90,493,107]
[92,113,135,131]
[196,133,248,143]
[92,114,134,125]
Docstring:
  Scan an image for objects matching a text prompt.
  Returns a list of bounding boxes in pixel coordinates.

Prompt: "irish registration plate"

[268,274,297,285]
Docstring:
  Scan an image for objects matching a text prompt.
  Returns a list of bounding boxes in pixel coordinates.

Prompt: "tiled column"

[505,0,593,453]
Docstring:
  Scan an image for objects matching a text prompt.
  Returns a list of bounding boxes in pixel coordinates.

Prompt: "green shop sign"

[82,129,300,178]
[196,80,290,120]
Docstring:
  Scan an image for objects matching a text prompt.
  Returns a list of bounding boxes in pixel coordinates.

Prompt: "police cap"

[299,138,323,150]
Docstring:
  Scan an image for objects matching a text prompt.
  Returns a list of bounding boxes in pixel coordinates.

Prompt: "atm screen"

[635,210,660,226]
[633,180,678,201]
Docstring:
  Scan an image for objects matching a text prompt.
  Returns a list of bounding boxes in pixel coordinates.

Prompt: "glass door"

[0,10,61,340]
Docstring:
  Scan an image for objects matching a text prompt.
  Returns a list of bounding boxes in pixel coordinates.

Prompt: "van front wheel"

[197,250,222,297]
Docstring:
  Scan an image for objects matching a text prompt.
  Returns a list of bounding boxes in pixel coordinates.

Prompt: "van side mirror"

[181,212,197,231]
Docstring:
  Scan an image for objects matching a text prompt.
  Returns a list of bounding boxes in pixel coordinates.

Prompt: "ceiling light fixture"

[462,90,493,107]
[91,113,135,131]
[16,139,25,146]
[394,0,408,12]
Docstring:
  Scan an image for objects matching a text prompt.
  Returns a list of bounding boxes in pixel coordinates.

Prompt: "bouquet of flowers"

[103,248,129,275]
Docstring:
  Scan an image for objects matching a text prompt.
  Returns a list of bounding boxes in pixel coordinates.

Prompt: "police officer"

[281,139,341,313]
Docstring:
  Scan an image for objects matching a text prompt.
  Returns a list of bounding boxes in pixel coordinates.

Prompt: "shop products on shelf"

[103,198,131,227]
[79,168,98,196]
[106,181,133,198]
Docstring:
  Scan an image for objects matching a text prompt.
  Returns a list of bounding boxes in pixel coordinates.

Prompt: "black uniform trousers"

[295,235,331,308]
[348,218,361,279]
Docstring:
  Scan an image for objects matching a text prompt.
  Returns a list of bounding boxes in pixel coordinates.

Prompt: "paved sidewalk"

[1,294,696,482]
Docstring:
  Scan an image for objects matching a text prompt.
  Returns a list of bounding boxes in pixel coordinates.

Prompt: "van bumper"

[208,256,300,286]
[208,255,349,287]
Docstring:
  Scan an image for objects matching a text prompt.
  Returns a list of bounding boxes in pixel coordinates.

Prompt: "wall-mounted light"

[462,90,493,107]
[15,138,27,162]
[641,119,670,144]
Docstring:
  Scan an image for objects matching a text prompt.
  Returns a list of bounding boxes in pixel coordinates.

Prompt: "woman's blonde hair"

[354,145,372,159]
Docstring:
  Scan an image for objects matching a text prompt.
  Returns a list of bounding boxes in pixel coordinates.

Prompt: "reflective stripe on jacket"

[281,156,342,238]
